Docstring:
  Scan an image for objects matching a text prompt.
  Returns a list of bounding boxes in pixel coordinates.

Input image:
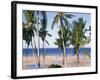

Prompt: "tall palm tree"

[54,38,63,50]
[39,30,52,67]
[81,26,91,58]
[54,27,71,65]
[23,23,34,68]
[71,18,88,65]
[52,12,73,66]
[23,10,37,68]
[39,11,52,67]
[23,25,30,55]
[35,11,41,68]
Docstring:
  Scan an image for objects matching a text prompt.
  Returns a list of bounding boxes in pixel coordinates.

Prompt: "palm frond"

[45,39,49,45]
[51,15,59,29]
[64,14,74,18]
[47,32,52,37]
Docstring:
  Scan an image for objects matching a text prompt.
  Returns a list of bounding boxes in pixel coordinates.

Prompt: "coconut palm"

[52,12,73,66]
[23,23,34,69]
[39,12,52,67]
[39,30,52,67]
[23,10,38,68]
[23,24,30,55]
[81,38,91,59]
[35,11,41,68]
[71,18,89,64]
[55,38,63,50]
[81,26,91,58]
[54,27,71,65]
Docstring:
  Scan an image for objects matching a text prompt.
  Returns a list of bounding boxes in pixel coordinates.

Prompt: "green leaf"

[45,39,49,45]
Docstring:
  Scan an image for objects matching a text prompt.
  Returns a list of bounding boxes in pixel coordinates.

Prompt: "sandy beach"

[22,54,91,69]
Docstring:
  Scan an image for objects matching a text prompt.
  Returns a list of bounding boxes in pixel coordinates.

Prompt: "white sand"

[22,54,91,69]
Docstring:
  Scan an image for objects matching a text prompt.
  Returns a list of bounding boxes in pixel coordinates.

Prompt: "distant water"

[23,48,91,56]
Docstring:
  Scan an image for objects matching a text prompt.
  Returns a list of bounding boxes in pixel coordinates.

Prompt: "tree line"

[23,10,91,68]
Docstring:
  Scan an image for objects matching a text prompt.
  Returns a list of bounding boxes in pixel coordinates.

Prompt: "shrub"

[48,64,62,68]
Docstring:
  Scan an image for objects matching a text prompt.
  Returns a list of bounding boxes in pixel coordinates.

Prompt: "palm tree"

[35,11,41,68]
[39,30,52,67]
[39,11,52,67]
[54,38,63,50]
[23,10,37,68]
[81,26,91,58]
[23,25,30,55]
[36,11,47,68]
[54,27,71,65]
[52,12,73,66]
[23,23,34,68]
[71,18,89,65]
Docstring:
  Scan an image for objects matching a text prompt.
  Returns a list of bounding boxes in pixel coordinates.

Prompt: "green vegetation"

[39,11,52,67]
[70,18,91,64]
[48,64,62,68]
[52,12,73,66]
[23,11,91,68]
[54,26,71,65]
[23,11,37,66]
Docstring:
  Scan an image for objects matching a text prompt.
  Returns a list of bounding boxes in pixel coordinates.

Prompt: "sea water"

[23,48,91,56]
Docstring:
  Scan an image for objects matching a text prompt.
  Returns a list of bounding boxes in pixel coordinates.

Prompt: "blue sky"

[23,11,91,48]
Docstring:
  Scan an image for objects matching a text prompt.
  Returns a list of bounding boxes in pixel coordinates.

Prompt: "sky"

[22,11,91,48]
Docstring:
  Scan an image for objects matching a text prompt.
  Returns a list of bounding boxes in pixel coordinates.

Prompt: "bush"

[48,64,62,68]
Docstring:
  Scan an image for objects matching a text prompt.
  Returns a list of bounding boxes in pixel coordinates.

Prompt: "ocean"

[23,48,91,56]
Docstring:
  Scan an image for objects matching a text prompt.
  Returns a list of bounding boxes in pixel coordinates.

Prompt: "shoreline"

[22,54,91,69]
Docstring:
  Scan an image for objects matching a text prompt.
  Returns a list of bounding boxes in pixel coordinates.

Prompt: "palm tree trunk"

[62,42,66,66]
[33,37,38,68]
[31,41,37,68]
[60,19,67,66]
[43,40,45,67]
[76,47,79,65]
[38,36,40,68]
[26,44,28,69]
[77,53,79,65]
[83,46,85,59]
[37,11,40,68]
[62,51,64,65]
[65,47,67,65]
[61,30,66,66]
[31,41,34,56]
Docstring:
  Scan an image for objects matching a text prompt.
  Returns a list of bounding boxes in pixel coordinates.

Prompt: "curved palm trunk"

[62,40,66,66]
[65,47,67,65]
[60,19,67,66]
[26,44,28,69]
[83,46,85,59]
[37,11,40,68]
[33,37,38,68]
[43,40,45,67]
[38,35,40,68]
[31,41,37,68]
[77,53,79,65]
[76,47,79,65]
[61,28,67,66]
[62,51,64,65]
[31,41,34,56]
[62,45,66,66]
[76,31,79,65]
